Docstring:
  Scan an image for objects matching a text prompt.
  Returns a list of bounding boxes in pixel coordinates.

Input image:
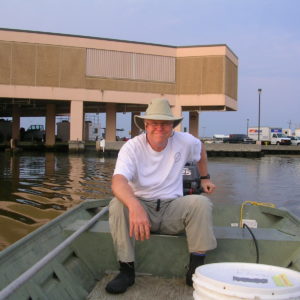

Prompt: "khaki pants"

[108,194,217,262]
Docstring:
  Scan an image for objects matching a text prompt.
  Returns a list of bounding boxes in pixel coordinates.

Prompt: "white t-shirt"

[113,132,202,200]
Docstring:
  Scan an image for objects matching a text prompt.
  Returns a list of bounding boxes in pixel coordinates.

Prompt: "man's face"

[144,120,174,145]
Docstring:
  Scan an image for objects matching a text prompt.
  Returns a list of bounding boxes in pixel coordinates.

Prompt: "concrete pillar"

[189,111,199,138]
[45,103,56,146]
[171,104,182,132]
[131,112,140,137]
[70,100,84,141]
[12,105,20,141]
[69,100,84,152]
[106,103,116,142]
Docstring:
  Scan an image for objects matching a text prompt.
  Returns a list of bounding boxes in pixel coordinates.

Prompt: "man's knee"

[109,197,127,218]
[184,194,213,213]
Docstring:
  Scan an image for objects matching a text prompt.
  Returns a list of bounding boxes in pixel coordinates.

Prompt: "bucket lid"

[193,262,300,299]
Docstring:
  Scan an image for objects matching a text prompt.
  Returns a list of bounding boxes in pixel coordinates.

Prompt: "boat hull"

[0,199,299,299]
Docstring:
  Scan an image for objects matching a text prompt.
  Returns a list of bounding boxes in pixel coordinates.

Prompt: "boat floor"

[88,274,193,300]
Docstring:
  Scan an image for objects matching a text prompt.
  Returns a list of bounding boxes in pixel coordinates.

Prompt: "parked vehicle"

[212,134,229,143]
[288,136,300,146]
[21,125,45,142]
[248,127,291,145]
[223,134,255,144]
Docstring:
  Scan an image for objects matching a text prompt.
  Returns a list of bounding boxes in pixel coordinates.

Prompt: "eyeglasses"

[145,122,173,128]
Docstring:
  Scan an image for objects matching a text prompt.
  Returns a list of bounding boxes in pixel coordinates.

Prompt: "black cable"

[243,223,259,264]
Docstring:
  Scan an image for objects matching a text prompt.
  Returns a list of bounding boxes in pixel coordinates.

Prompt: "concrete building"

[0,28,238,150]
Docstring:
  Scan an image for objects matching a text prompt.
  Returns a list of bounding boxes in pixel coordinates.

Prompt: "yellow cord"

[239,201,276,228]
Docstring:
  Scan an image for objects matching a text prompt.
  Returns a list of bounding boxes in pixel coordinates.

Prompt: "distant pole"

[202,127,206,137]
[246,118,249,135]
[258,89,262,141]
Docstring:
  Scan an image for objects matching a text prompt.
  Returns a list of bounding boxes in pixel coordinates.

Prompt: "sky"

[0,0,299,137]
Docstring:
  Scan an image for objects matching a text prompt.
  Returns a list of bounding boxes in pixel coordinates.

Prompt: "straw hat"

[134,98,183,131]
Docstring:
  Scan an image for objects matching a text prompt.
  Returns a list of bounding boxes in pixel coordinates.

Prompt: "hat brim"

[134,115,183,131]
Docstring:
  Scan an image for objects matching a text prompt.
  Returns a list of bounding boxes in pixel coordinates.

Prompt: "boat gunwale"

[0,199,109,257]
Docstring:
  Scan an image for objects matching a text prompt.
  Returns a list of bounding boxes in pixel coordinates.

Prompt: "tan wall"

[0,42,87,89]
[176,56,237,98]
[12,43,36,86]
[36,45,61,87]
[0,40,237,99]
[225,57,238,100]
[60,47,86,88]
[0,41,11,84]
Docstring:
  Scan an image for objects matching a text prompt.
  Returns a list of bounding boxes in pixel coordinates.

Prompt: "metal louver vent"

[86,48,175,83]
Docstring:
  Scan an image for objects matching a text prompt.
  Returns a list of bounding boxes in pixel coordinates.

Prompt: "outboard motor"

[183,162,202,195]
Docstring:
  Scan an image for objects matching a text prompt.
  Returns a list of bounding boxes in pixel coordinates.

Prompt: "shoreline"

[1,141,300,157]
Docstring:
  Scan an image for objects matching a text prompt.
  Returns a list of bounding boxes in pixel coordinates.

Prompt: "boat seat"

[64,219,300,277]
[64,220,189,277]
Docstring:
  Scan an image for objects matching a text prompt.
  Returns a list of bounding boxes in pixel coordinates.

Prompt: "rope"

[239,200,275,228]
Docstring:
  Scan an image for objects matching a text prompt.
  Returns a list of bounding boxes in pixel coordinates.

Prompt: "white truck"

[248,127,291,145]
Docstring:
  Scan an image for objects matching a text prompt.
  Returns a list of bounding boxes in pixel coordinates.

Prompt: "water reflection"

[0,152,300,251]
[0,152,114,250]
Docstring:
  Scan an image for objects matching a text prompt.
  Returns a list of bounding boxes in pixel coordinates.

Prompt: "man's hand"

[201,179,216,194]
[129,202,151,241]
[112,174,151,241]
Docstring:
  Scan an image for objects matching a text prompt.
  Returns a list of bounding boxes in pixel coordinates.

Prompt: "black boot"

[105,261,135,294]
[186,253,205,286]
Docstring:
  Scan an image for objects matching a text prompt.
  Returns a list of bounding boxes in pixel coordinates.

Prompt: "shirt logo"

[174,152,181,163]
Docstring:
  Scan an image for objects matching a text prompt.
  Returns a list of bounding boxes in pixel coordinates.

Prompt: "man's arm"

[197,142,216,194]
[112,174,151,241]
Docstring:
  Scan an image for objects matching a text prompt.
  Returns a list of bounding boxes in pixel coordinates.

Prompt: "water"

[0,152,299,251]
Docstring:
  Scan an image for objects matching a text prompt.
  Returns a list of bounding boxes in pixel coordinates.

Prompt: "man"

[106,98,217,294]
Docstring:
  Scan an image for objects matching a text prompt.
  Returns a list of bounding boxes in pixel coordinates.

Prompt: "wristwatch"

[200,174,210,180]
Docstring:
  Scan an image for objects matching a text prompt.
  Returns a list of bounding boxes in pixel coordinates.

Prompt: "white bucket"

[193,262,300,300]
